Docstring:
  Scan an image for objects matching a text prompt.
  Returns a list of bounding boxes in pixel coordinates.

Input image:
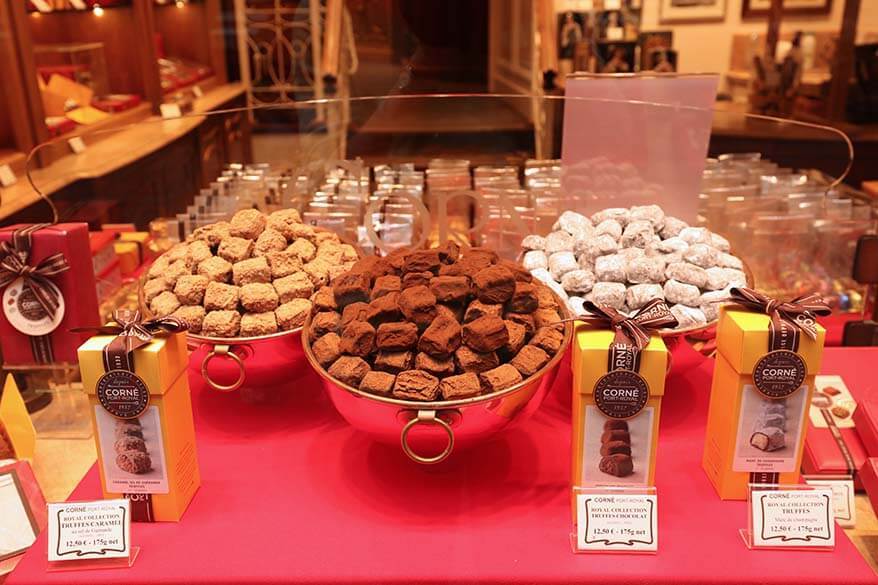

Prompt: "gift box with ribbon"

[801,377,869,489]
[0,223,100,366]
[77,310,200,522]
[702,288,830,500]
[571,299,677,510]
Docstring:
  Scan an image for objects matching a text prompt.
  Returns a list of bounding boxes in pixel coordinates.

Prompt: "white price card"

[575,492,657,552]
[47,499,130,562]
[804,477,856,529]
[160,103,183,119]
[749,488,835,548]
[0,164,17,188]
[68,137,86,154]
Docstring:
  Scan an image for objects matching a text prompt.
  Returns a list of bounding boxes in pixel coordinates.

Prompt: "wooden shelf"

[0,83,246,222]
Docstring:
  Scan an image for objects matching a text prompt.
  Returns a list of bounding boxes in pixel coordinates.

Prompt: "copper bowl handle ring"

[200,344,246,393]
[400,410,455,465]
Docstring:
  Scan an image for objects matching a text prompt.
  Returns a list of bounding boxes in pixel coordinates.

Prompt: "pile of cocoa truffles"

[142,209,359,337]
[307,244,568,401]
[520,206,747,330]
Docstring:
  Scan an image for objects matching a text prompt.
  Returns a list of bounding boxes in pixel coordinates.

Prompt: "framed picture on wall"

[742,0,832,17]
[659,0,726,23]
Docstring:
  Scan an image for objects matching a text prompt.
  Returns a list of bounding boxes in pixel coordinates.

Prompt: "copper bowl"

[301,290,574,464]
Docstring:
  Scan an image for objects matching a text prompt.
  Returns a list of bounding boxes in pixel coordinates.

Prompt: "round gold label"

[96,370,149,419]
[753,350,806,399]
[593,370,650,419]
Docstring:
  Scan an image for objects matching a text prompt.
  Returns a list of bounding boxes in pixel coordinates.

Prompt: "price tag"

[749,487,835,548]
[160,104,183,119]
[575,492,657,552]
[192,85,204,98]
[47,499,131,562]
[0,164,17,187]
[68,137,86,154]
[804,477,856,528]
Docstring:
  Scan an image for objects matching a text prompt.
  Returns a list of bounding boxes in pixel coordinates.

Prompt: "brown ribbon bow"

[74,309,187,372]
[581,299,679,372]
[728,287,831,350]
[0,240,69,318]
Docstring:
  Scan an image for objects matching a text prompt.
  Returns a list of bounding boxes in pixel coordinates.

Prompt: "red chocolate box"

[802,375,869,490]
[0,224,100,365]
[852,400,878,458]
[861,457,878,516]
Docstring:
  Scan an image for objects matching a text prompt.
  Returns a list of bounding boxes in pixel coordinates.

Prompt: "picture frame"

[0,469,40,563]
[742,0,832,17]
[659,0,726,23]
[638,31,674,71]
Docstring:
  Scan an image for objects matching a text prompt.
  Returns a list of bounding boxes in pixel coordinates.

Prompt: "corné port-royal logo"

[96,370,150,419]
[593,370,650,419]
[753,350,806,399]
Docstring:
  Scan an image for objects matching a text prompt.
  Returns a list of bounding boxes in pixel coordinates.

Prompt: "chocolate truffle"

[392,370,440,401]
[440,372,482,400]
[398,285,438,327]
[429,276,471,304]
[366,292,402,326]
[340,302,370,327]
[327,356,371,387]
[464,300,503,323]
[311,312,340,338]
[415,352,455,378]
[473,265,516,304]
[339,321,376,357]
[462,315,509,353]
[509,345,550,378]
[333,271,372,308]
[402,271,433,289]
[374,350,414,373]
[359,371,396,396]
[418,312,462,357]
[478,364,523,392]
[376,322,419,350]
[403,249,442,274]
[312,332,341,366]
[371,275,401,299]
[454,346,499,373]
[505,282,539,313]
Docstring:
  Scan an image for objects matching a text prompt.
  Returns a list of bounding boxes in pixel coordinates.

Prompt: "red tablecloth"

[8,346,878,585]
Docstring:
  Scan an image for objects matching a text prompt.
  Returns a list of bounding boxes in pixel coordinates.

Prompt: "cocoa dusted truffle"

[403,249,442,274]
[339,321,376,357]
[506,282,539,313]
[478,364,523,392]
[340,301,370,327]
[392,370,440,401]
[464,300,503,323]
[398,285,438,327]
[418,312,461,357]
[311,312,340,338]
[312,333,341,367]
[473,265,516,304]
[371,275,401,299]
[530,327,565,354]
[415,352,455,378]
[376,322,419,350]
[509,345,550,377]
[333,271,372,308]
[600,440,632,456]
[462,315,509,353]
[359,371,396,396]
[366,292,402,326]
[374,350,414,373]
[454,346,500,373]
[429,276,471,304]
[327,356,371,387]
[402,271,433,289]
[440,372,481,399]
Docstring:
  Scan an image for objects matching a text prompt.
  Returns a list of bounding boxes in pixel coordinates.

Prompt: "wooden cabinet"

[0,1,252,226]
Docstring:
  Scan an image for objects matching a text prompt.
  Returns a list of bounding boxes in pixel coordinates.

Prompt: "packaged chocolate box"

[702,288,829,500]
[570,298,677,517]
[0,223,100,365]
[78,311,199,522]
